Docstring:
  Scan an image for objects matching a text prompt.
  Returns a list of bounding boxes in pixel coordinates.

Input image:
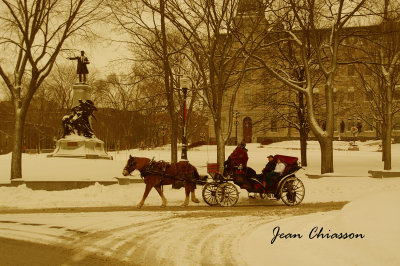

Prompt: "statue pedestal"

[48,135,112,160]
[49,83,112,160]
[72,83,90,107]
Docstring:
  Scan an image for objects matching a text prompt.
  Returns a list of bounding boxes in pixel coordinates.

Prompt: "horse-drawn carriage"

[122,154,304,208]
[202,155,305,207]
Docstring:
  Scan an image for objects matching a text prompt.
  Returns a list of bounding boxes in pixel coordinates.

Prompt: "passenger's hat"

[267,155,274,158]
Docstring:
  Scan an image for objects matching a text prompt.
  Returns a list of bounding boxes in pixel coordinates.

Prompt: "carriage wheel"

[202,182,219,206]
[279,178,305,206]
[215,183,239,207]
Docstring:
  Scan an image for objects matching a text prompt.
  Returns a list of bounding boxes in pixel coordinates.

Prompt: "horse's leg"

[137,181,153,209]
[154,186,167,208]
[181,184,190,207]
[190,185,200,203]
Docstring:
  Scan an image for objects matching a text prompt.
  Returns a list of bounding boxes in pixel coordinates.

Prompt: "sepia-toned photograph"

[0,0,399,265]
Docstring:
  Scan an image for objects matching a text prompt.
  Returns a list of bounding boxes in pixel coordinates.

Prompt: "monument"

[48,51,112,160]
[348,125,360,151]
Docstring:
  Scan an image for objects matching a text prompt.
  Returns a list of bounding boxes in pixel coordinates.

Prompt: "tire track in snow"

[65,217,176,264]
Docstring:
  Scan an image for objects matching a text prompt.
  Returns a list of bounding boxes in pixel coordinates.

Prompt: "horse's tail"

[192,165,207,182]
[193,166,200,180]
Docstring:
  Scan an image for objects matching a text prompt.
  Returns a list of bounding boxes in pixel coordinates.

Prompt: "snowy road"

[0,202,346,266]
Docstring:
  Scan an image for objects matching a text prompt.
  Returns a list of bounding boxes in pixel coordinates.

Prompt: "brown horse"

[122,156,201,208]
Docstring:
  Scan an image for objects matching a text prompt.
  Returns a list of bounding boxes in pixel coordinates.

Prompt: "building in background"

[207,1,400,144]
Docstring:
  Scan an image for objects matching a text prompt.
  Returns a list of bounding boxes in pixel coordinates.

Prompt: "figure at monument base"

[62,99,97,138]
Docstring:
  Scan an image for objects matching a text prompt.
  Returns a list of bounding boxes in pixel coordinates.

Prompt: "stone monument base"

[48,135,112,160]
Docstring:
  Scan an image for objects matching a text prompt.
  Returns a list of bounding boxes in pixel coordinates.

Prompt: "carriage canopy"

[273,154,298,165]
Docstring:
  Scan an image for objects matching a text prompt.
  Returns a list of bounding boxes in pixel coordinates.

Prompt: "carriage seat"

[273,155,301,177]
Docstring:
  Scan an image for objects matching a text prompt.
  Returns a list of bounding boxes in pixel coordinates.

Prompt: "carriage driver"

[263,158,286,190]
[225,140,249,171]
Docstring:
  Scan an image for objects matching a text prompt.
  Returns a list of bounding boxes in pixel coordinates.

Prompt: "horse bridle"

[124,157,137,175]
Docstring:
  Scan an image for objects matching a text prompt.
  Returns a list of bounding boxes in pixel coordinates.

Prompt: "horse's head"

[122,155,149,176]
[123,155,137,176]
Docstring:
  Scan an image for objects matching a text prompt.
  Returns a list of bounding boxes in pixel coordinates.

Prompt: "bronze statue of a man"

[68,50,90,83]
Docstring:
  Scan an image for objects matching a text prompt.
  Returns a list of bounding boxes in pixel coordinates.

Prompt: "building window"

[365,86,373,101]
[347,117,353,131]
[394,116,400,131]
[340,120,345,133]
[295,91,301,104]
[313,87,319,102]
[271,118,277,132]
[347,65,355,76]
[365,65,373,76]
[333,87,338,102]
[348,87,355,101]
[348,36,358,45]
[244,89,251,105]
[269,88,277,102]
[394,85,400,101]
[221,117,226,132]
[334,119,337,132]
[366,117,374,131]
[357,121,362,132]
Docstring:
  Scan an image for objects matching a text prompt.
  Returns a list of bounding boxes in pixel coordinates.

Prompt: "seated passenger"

[262,155,276,176]
[263,158,285,190]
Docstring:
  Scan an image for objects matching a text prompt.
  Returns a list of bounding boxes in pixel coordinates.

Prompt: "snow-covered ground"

[0,140,399,265]
[0,141,400,209]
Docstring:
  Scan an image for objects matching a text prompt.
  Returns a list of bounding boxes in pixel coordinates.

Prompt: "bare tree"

[162,0,263,171]
[92,71,168,149]
[352,0,400,170]
[0,0,103,179]
[248,0,367,174]
[108,0,192,162]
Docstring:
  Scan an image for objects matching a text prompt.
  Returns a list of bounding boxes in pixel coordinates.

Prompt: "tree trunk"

[381,126,386,162]
[319,138,334,174]
[11,104,26,180]
[160,0,177,163]
[299,130,307,166]
[384,100,392,170]
[298,92,307,166]
[215,125,225,174]
[384,127,391,169]
[305,89,333,174]
[378,93,385,160]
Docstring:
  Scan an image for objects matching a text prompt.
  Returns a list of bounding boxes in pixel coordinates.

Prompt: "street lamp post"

[234,111,240,145]
[160,125,166,146]
[181,76,190,160]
